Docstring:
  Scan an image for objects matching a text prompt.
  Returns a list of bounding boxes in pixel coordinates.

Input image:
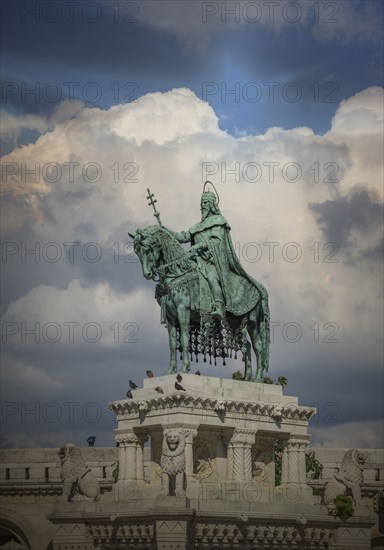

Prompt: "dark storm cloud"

[361,237,384,262]
[0,193,148,311]
[309,188,383,252]
[1,9,219,80]
[287,355,383,426]
[3,1,382,138]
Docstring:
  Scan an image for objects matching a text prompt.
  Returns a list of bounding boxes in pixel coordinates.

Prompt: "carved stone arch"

[0,507,33,549]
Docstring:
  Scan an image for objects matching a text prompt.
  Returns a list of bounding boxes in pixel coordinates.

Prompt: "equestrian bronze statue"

[129,184,270,381]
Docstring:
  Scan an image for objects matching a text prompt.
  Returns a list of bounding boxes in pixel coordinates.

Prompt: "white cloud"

[1,86,382,447]
[0,111,48,144]
[325,87,384,199]
[0,101,84,145]
[2,279,157,352]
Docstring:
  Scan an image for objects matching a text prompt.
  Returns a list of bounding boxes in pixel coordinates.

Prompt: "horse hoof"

[166,367,177,375]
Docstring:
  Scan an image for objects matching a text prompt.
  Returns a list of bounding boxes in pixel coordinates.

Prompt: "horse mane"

[144,225,186,264]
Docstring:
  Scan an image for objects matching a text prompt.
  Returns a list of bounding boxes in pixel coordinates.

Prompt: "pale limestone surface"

[0,376,382,549]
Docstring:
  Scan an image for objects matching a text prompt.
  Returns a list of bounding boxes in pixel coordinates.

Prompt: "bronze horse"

[130,225,269,381]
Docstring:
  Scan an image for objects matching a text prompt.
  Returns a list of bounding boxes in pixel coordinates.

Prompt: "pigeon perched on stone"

[175,381,185,391]
[176,373,183,382]
[129,379,138,389]
[126,390,133,399]
[195,370,201,376]
[146,370,154,378]
[296,515,307,525]
[155,386,164,394]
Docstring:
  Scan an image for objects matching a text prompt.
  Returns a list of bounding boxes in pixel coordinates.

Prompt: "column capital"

[232,428,257,446]
[116,432,139,446]
[183,428,198,444]
[285,434,310,449]
[137,433,149,445]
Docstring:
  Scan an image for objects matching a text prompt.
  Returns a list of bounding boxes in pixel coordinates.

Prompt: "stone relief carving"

[58,443,100,502]
[193,438,215,479]
[253,461,269,481]
[324,448,366,509]
[251,439,275,482]
[160,429,186,497]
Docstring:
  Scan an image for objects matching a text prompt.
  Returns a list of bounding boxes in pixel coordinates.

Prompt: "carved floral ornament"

[109,396,315,422]
[115,433,138,445]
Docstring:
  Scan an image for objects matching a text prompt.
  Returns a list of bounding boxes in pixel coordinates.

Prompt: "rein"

[156,256,192,278]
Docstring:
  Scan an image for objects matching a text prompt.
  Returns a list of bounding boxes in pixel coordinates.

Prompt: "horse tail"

[258,290,270,374]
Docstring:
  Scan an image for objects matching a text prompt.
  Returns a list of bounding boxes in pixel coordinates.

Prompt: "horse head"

[129,227,161,280]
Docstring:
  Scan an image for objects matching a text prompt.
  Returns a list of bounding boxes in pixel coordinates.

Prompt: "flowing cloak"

[169,215,270,372]
[174,214,270,326]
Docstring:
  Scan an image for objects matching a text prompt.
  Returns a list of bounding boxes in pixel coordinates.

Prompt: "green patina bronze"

[130,185,270,381]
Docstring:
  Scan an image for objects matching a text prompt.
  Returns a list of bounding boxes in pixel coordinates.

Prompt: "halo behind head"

[202,180,220,205]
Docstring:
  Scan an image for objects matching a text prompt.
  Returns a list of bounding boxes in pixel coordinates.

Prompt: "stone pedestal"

[109,374,316,506]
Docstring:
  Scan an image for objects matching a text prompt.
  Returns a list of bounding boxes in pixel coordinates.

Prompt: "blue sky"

[2,0,383,139]
[0,0,383,449]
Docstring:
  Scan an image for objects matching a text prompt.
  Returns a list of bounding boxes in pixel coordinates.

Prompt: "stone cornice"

[109,394,315,422]
[0,480,113,497]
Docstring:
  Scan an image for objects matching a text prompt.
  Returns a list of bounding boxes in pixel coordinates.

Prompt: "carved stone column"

[281,435,310,486]
[225,436,234,480]
[125,433,139,480]
[116,435,127,481]
[136,434,149,482]
[296,435,310,486]
[227,429,256,481]
[116,432,139,481]
[281,442,290,485]
[183,428,198,484]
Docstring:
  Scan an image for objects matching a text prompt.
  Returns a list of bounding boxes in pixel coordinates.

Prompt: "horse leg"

[244,340,252,381]
[166,323,178,374]
[177,303,191,373]
[247,319,264,381]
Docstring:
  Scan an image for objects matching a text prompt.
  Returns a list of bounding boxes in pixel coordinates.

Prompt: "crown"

[202,181,220,204]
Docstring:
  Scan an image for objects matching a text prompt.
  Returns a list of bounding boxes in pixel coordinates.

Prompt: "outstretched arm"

[165,228,191,243]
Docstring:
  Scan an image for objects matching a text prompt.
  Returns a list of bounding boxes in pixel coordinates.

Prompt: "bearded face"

[200,197,213,220]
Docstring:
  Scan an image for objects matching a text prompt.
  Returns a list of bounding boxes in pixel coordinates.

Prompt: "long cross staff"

[146,188,163,226]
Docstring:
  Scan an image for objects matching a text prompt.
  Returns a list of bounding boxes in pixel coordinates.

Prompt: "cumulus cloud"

[1,86,383,448]
[0,100,83,146]
[1,111,48,147]
[325,87,384,199]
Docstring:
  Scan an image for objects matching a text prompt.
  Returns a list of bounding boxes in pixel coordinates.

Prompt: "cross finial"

[146,188,162,225]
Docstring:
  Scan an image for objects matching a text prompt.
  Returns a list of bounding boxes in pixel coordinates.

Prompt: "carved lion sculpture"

[324,449,366,509]
[58,443,100,502]
[160,429,185,497]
